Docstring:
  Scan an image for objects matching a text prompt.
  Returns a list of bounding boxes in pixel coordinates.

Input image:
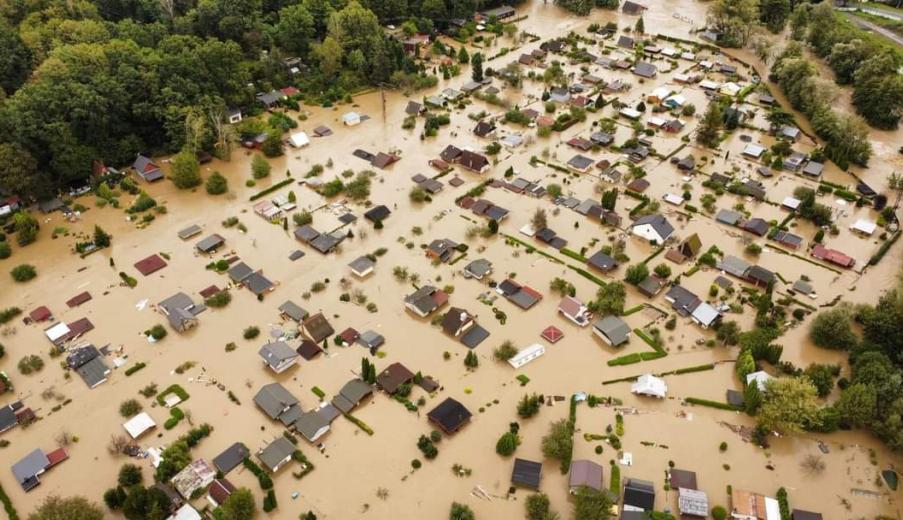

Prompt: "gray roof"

[258,341,298,369]
[12,449,49,490]
[624,478,656,510]
[460,323,490,349]
[718,255,751,278]
[332,379,372,412]
[196,234,225,253]
[358,330,385,349]
[294,225,320,243]
[802,161,824,177]
[213,442,250,474]
[405,285,443,315]
[348,256,375,274]
[464,258,492,277]
[279,300,308,322]
[508,289,540,310]
[715,209,742,226]
[228,262,254,282]
[593,316,631,346]
[178,224,202,239]
[633,61,657,78]
[665,285,701,315]
[568,154,594,170]
[294,411,330,441]
[76,356,110,388]
[310,233,342,254]
[258,437,295,472]
[632,214,674,241]
[792,279,814,295]
[0,405,17,432]
[569,459,604,490]
[588,250,617,272]
[254,383,299,420]
[243,272,273,295]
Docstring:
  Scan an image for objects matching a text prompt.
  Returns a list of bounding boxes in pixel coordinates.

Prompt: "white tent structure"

[631,374,667,398]
[289,131,310,148]
[508,343,546,369]
[342,112,361,126]
[123,412,156,439]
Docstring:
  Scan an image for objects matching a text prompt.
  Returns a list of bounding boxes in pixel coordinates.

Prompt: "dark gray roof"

[331,379,372,413]
[633,62,657,78]
[512,458,543,489]
[593,316,631,346]
[294,225,320,243]
[358,330,385,349]
[460,323,490,349]
[364,205,391,222]
[588,250,617,272]
[213,442,250,474]
[310,233,342,254]
[0,405,18,433]
[715,209,742,226]
[632,214,674,241]
[349,256,375,275]
[178,225,203,239]
[76,356,110,388]
[568,154,594,170]
[623,478,655,510]
[665,285,701,315]
[196,234,225,253]
[427,397,472,433]
[464,259,492,278]
[258,437,294,471]
[294,410,330,441]
[405,285,443,315]
[254,383,299,420]
[243,272,273,295]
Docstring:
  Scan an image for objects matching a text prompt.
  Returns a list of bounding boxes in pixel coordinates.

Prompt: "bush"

[0,242,11,259]
[243,326,260,340]
[205,171,228,195]
[117,399,142,419]
[711,505,727,520]
[450,502,475,520]
[251,155,271,179]
[10,264,36,282]
[17,355,44,374]
[205,291,231,308]
[118,464,143,487]
[0,307,22,325]
[147,324,167,340]
[496,431,521,456]
[104,486,127,509]
[494,341,518,361]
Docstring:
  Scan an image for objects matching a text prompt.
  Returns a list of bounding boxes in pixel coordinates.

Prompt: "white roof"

[123,412,156,439]
[663,193,684,206]
[650,87,671,99]
[681,52,697,61]
[764,497,782,520]
[699,79,720,90]
[782,196,801,209]
[167,504,202,520]
[743,144,765,157]
[746,370,772,391]
[662,47,679,56]
[502,134,524,147]
[519,224,537,237]
[647,116,667,127]
[44,322,71,342]
[508,343,546,368]
[342,112,360,122]
[631,374,667,398]
[720,82,742,96]
[620,107,642,119]
[852,219,877,235]
[691,302,720,325]
[289,131,310,147]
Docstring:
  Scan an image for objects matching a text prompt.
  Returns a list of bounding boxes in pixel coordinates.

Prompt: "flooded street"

[1,1,901,519]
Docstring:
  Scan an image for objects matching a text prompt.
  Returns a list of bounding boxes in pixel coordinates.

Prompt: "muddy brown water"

[0,1,901,518]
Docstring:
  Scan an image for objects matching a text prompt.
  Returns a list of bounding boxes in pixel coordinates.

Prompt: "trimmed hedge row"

[249,178,294,201]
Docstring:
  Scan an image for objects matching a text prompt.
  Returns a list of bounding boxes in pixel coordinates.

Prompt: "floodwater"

[0,1,901,519]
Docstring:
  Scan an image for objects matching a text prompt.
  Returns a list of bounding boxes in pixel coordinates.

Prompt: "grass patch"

[685,397,741,411]
[560,248,589,263]
[163,407,185,430]
[516,374,531,386]
[567,266,607,287]
[156,384,190,406]
[311,386,325,399]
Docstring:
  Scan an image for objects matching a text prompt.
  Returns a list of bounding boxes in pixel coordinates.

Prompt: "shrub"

[251,155,271,179]
[147,324,167,341]
[411,459,421,469]
[712,505,727,520]
[0,242,11,259]
[119,399,142,417]
[10,264,36,282]
[205,171,228,195]
[243,326,260,340]
[17,354,44,374]
[496,431,521,456]
[205,291,231,308]
[494,341,518,361]
[118,464,143,487]
[124,363,146,376]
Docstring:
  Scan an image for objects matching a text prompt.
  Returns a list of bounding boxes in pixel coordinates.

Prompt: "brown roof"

[66,291,92,308]
[303,313,335,342]
[134,254,167,276]
[199,285,221,299]
[297,340,323,360]
[208,479,236,505]
[29,306,52,322]
[541,325,563,343]
[376,362,415,394]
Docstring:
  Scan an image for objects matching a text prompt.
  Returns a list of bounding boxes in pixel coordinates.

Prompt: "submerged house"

[132,154,163,182]
[66,345,111,389]
[427,397,472,434]
[258,341,300,374]
[592,316,631,347]
[159,292,204,332]
[404,285,449,318]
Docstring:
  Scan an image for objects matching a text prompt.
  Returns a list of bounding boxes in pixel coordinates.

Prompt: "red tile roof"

[134,254,167,276]
[29,306,52,322]
[45,447,69,467]
[541,326,563,343]
[66,291,92,308]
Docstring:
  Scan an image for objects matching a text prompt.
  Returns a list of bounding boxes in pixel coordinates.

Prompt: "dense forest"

[0,0,522,200]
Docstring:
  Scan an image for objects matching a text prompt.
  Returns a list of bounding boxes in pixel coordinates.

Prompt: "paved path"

[841,11,903,47]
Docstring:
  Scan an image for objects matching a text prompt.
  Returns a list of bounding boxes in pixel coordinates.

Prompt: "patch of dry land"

[1,1,902,519]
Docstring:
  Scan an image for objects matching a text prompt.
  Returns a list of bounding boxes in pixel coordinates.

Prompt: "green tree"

[170,150,201,189]
[760,0,791,33]
[118,464,143,487]
[449,502,475,520]
[206,171,228,195]
[591,282,626,316]
[471,52,484,83]
[735,349,755,381]
[653,263,671,279]
[525,492,559,520]
[275,4,315,55]
[758,377,821,434]
[251,155,271,179]
[0,143,44,199]
[93,226,112,248]
[696,102,722,148]
[464,350,479,369]
[804,363,840,397]
[531,209,548,231]
[809,305,858,350]
[29,495,105,520]
[216,488,256,520]
[601,188,618,211]
[0,23,32,94]
[0,242,11,259]
[625,263,649,285]
[716,321,740,346]
[836,383,877,428]
[852,51,903,130]
[496,431,521,456]
[11,263,36,282]
[13,211,39,246]
[634,16,644,34]
[458,47,469,64]
[517,394,542,418]
[706,0,759,46]
[541,419,573,463]
[572,485,614,520]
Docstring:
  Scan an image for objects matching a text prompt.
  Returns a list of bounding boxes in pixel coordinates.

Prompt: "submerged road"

[840,11,903,47]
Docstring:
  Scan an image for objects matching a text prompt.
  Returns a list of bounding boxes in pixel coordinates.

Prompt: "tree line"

[0,0,517,201]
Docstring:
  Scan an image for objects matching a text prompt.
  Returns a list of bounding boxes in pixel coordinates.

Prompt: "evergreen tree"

[471,53,484,83]
[696,102,723,148]
[635,16,645,34]
[170,150,201,189]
